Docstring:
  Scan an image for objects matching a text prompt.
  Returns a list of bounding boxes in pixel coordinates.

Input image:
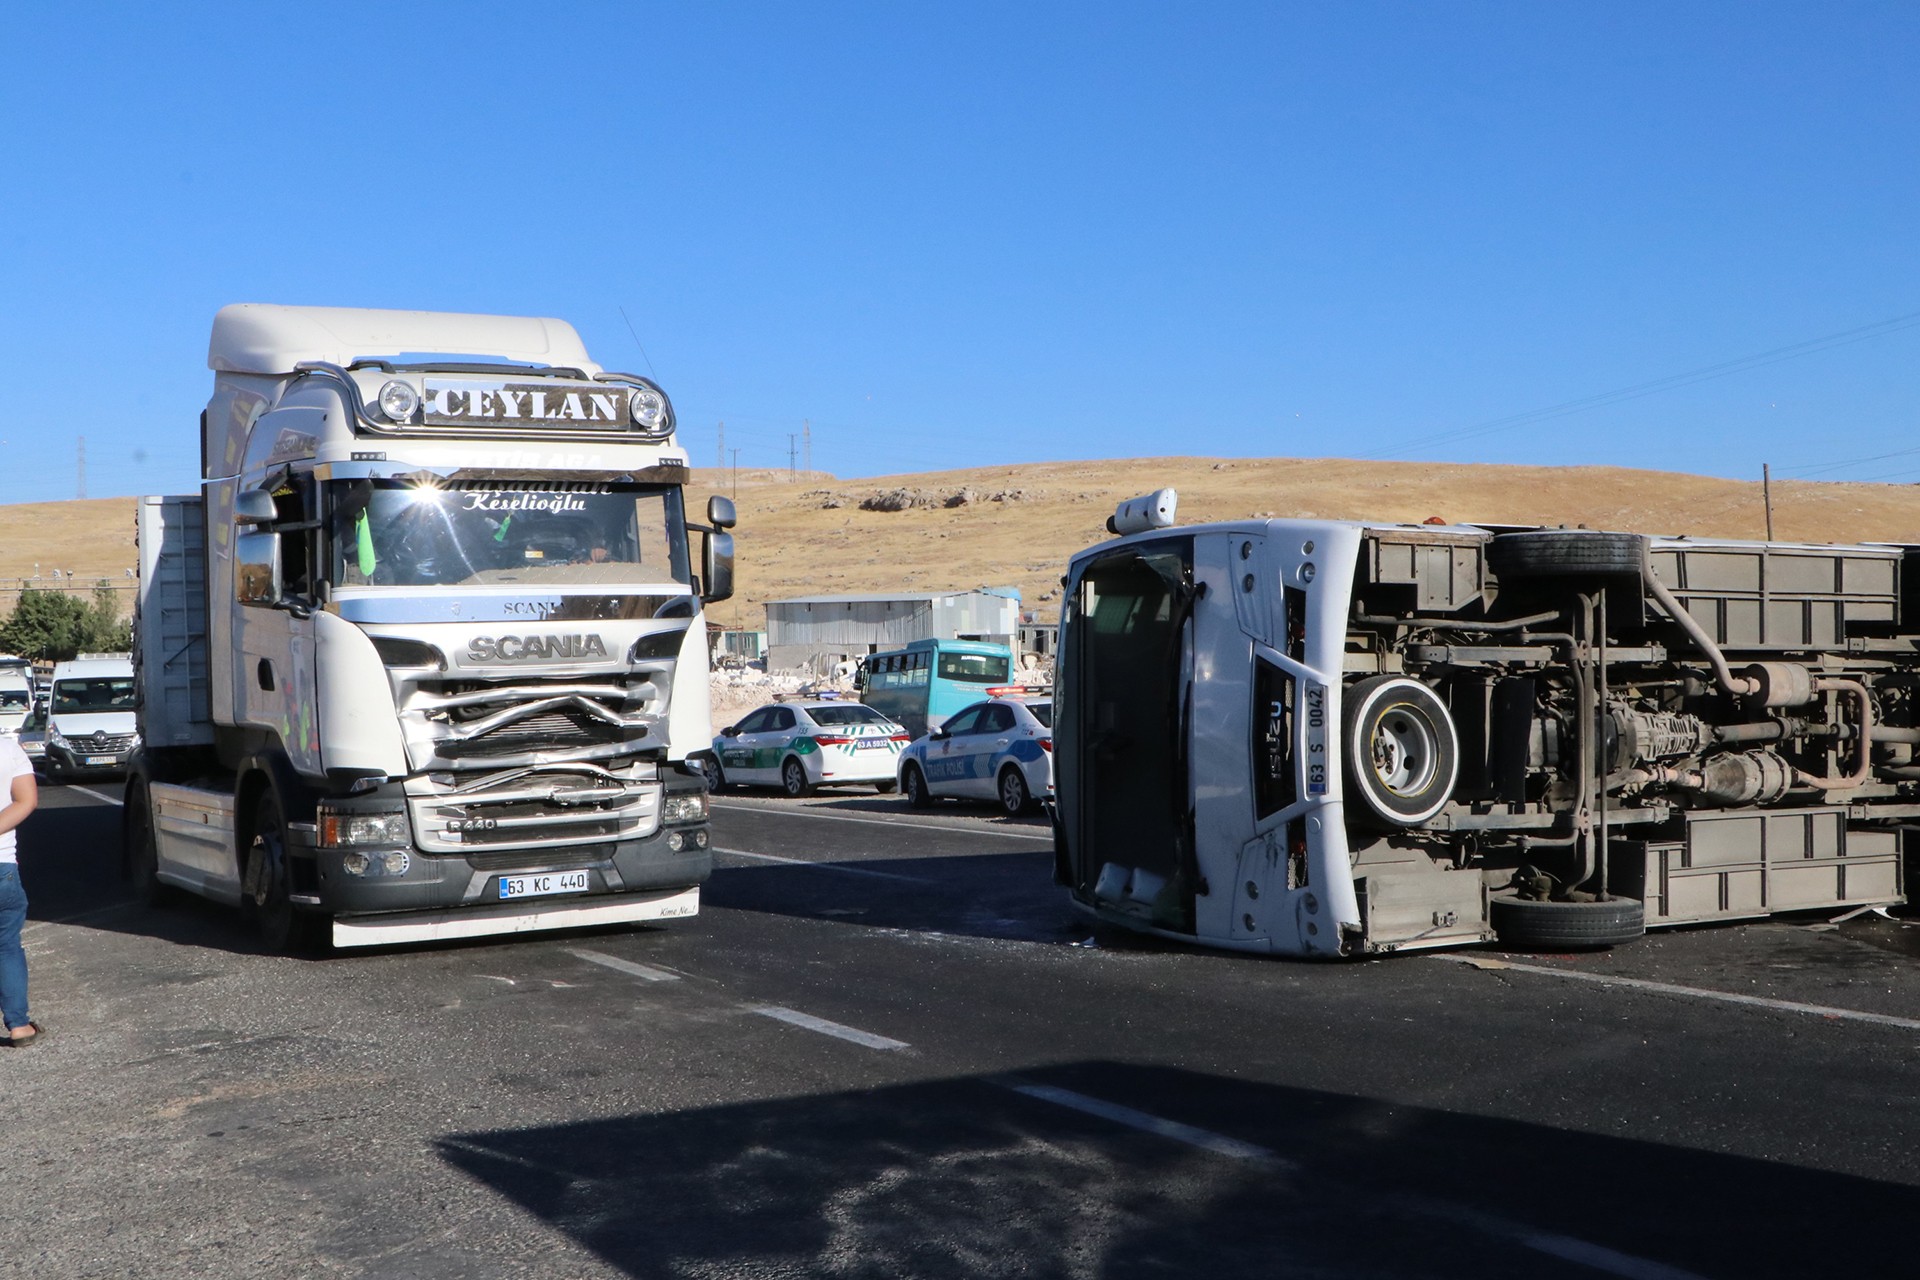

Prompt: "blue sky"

[2,2,1915,502]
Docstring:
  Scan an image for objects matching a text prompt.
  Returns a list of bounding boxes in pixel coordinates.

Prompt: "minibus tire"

[1487,530,1645,580]
[1490,895,1645,950]
[1343,676,1459,828]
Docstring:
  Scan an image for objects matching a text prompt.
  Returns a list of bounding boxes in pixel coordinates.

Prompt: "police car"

[896,689,1052,816]
[705,698,911,797]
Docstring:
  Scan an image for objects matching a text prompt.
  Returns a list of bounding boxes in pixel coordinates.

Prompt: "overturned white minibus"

[1052,491,1912,957]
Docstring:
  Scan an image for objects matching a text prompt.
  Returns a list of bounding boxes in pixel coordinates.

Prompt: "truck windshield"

[53,678,135,713]
[329,481,691,588]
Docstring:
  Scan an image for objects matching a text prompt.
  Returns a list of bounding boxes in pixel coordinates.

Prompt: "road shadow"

[706,848,1116,947]
[435,1059,1920,1280]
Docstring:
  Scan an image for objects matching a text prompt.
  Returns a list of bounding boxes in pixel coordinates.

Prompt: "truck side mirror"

[235,489,278,527]
[702,530,735,603]
[707,495,737,530]
[236,529,283,605]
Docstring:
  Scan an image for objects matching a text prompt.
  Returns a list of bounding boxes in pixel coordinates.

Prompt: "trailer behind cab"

[1052,489,1915,957]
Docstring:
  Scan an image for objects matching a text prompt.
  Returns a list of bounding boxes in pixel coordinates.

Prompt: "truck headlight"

[318,808,410,847]
[662,792,707,824]
[378,379,420,422]
[630,387,668,431]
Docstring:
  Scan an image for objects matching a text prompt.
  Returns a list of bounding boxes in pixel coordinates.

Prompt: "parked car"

[43,655,139,781]
[15,701,46,766]
[705,699,911,797]
[897,692,1052,816]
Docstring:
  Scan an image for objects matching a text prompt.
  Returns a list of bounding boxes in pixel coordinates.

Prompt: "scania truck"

[126,304,734,950]
[1053,489,1914,957]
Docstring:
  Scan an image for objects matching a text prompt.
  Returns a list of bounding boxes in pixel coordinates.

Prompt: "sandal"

[3,1020,45,1047]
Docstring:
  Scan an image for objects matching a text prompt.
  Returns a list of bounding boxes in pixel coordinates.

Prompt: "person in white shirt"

[0,730,42,1046]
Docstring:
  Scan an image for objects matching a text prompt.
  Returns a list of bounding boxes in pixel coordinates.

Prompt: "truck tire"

[123,783,174,907]
[1343,676,1459,827]
[1490,895,1646,950]
[1487,530,1645,579]
[244,793,325,955]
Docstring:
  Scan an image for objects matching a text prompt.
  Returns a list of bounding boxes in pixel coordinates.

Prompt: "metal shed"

[765,588,1021,675]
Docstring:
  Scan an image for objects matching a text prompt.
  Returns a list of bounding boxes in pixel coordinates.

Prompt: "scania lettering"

[127,305,738,951]
[466,634,611,662]
[1053,489,1915,957]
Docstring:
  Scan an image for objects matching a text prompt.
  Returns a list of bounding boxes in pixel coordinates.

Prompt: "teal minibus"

[855,639,1013,738]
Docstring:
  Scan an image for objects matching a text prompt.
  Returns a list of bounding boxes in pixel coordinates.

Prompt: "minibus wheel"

[1342,676,1459,827]
[1490,895,1645,950]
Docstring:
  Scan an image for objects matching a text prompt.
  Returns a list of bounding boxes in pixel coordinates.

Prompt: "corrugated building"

[765,588,1021,674]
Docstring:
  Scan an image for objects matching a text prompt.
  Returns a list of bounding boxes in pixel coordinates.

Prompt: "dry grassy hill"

[688,457,1920,628]
[7,461,1920,628]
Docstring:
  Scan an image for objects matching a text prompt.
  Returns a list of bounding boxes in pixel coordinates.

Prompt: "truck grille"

[400,671,668,770]
[437,707,648,759]
[408,766,660,854]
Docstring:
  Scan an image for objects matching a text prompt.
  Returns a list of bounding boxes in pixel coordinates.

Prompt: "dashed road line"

[67,784,124,806]
[1444,954,1920,1032]
[995,1079,1287,1164]
[713,846,927,882]
[566,948,681,982]
[747,1005,910,1050]
[713,799,1055,843]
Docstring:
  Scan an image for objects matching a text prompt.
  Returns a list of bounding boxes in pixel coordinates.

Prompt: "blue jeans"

[0,863,27,1030]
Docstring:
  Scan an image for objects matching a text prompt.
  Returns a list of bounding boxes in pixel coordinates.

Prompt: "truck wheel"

[1490,895,1646,950]
[699,755,726,794]
[781,758,813,798]
[1487,530,1646,579]
[1343,676,1458,827]
[998,766,1033,817]
[902,764,933,809]
[244,794,324,955]
[123,783,174,907]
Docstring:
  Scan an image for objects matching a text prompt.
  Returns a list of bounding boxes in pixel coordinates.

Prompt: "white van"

[45,654,139,781]
[0,658,32,736]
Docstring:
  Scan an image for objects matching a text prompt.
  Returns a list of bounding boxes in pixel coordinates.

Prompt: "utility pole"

[1763,463,1774,540]
[788,434,797,480]
[76,435,86,500]
[803,418,811,476]
[717,421,725,470]
[731,447,740,500]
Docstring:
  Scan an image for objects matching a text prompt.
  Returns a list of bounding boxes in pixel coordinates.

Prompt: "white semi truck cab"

[128,304,735,950]
[1053,491,1914,957]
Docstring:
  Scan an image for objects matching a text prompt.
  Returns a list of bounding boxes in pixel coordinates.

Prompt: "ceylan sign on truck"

[423,380,629,428]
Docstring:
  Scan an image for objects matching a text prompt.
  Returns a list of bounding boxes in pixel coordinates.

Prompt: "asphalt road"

[5,781,1919,1279]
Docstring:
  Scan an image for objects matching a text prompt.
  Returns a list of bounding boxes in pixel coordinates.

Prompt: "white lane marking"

[997,1080,1288,1165]
[567,948,681,983]
[748,1005,909,1050]
[1001,1080,1706,1280]
[713,799,1055,843]
[68,785,124,806]
[713,846,926,882]
[1445,955,1920,1032]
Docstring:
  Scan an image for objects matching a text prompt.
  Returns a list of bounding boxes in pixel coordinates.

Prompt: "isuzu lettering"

[1053,489,1913,956]
[127,305,735,950]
